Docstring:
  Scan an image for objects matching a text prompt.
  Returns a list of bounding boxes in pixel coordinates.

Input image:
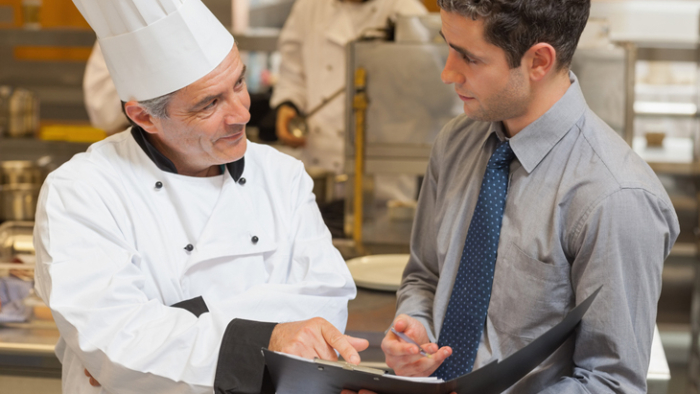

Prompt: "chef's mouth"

[219,126,245,141]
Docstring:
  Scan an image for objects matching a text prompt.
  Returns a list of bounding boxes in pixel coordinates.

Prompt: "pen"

[390,327,431,357]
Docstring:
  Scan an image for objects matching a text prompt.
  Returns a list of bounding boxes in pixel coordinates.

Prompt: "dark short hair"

[437,0,590,70]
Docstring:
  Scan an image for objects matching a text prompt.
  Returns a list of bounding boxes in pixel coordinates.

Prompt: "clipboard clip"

[313,358,387,376]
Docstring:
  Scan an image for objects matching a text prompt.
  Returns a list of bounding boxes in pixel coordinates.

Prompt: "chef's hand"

[84,369,100,387]
[276,104,306,147]
[269,317,369,364]
[382,314,452,377]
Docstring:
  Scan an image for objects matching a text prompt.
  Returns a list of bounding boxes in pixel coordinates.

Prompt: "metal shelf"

[0,28,95,47]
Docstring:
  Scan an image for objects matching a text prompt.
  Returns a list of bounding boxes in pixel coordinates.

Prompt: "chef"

[33,1,367,393]
[271,0,427,201]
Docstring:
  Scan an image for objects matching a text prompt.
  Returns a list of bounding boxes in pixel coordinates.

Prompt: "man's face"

[440,10,530,123]
[151,47,250,174]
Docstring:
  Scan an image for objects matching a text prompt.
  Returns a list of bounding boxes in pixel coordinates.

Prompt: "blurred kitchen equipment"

[344,15,462,247]
[0,184,41,222]
[646,132,666,147]
[0,160,45,221]
[0,221,35,261]
[345,254,409,291]
[306,167,341,204]
[21,0,42,30]
[8,88,39,138]
[387,199,416,221]
[0,161,43,185]
[288,86,346,138]
[0,86,11,136]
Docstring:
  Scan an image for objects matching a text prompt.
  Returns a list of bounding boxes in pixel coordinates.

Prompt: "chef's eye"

[234,77,245,90]
[204,99,217,110]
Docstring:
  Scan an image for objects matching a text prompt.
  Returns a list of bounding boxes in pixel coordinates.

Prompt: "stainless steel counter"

[0,319,60,377]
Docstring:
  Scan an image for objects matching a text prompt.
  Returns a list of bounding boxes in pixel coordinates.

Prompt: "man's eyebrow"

[191,65,248,110]
[439,30,481,61]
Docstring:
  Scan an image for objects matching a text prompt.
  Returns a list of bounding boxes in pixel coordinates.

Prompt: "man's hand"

[276,104,306,147]
[269,317,369,364]
[382,314,452,377]
[84,368,101,387]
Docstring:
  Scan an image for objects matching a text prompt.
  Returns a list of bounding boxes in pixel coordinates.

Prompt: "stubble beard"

[466,68,529,123]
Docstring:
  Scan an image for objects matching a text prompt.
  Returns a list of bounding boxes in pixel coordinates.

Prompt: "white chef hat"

[73,0,234,101]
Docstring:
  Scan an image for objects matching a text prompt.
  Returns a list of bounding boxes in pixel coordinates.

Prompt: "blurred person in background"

[83,42,130,135]
[271,0,428,203]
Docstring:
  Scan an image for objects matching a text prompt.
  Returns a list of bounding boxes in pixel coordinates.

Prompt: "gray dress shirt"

[396,72,680,393]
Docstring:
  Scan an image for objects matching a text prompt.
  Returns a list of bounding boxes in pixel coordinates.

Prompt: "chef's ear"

[124,100,160,134]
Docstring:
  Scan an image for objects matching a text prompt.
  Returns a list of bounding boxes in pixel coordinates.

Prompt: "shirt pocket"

[489,242,572,340]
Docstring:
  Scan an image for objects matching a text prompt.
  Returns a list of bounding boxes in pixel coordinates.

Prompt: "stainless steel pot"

[0,161,43,185]
[0,183,40,221]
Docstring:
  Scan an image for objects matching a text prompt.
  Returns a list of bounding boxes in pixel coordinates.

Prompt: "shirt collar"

[130,126,245,182]
[493,71,587,174]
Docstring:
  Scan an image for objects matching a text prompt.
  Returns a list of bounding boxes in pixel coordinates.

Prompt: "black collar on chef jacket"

[130,126,245,182]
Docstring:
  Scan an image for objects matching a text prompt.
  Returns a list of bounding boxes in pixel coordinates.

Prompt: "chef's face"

[440,10,529,124]
[149,47,250,176]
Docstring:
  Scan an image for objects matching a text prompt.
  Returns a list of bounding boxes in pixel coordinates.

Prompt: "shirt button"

[251,236,259,244]
[184,244,194,252]
[155,181,163,189]
[239,177,247,185]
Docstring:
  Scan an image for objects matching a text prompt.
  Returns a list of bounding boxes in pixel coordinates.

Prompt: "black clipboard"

[263,287,600,394]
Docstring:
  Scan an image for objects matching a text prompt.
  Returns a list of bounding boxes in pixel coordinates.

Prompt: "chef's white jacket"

[270,0,426,177]
[33,128,356,393]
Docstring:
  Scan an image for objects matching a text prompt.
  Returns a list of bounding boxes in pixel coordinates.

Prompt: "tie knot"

[487,141,515,169]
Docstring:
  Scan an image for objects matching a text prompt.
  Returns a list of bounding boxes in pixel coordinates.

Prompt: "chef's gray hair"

[138,89,179,119]
[437,0,590,70]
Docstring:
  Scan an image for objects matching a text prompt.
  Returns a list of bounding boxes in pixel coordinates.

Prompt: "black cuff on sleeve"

[214,319,278,394]
[275,101,301,116]
[171,296,209,318]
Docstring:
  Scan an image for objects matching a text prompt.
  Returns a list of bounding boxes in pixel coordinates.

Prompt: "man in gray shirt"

[343,0,680,393]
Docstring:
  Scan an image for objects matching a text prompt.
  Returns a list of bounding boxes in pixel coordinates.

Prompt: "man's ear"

[522,43,557,82]
[124,101,160,134]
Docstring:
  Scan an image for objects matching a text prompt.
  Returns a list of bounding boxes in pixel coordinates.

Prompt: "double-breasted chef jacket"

[33,127,356,393]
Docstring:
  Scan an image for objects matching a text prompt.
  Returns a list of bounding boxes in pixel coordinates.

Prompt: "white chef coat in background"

[270,0,427,201]
[33,130,356,393]
[83,42,130,135]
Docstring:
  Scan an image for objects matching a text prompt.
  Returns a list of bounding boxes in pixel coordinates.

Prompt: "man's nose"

[441,53,465,85]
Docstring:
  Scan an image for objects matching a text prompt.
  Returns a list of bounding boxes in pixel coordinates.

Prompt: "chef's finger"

[345,335,370,352]
[321,323,361,365]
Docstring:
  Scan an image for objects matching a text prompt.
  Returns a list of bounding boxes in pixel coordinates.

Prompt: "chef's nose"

[223,94,251,125]
[441,52,465,86]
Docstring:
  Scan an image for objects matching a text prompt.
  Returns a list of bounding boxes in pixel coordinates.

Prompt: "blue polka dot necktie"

[434,141,515,381]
